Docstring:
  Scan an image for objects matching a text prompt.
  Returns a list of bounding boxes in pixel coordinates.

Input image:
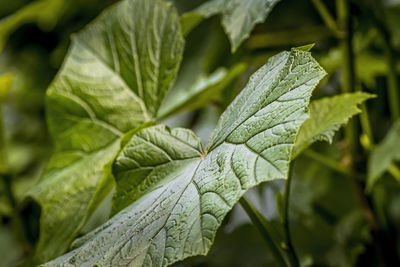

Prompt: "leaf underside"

[27,0,184,262]
[44,49,326,267]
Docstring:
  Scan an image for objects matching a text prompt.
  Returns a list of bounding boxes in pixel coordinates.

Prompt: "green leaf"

[293,92,375,158]
[368,122,400,191]
[296,43,315,52]
[158,64,246,119]
[0,73,14,102]
[0,0,65,51]
[44,48,326,266]
[26,0,184,262]
[180,13,205,37]
[182,0,282,52]
[159,20,245,120]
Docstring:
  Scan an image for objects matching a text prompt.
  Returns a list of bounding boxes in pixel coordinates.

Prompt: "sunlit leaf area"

[0,0,400,266]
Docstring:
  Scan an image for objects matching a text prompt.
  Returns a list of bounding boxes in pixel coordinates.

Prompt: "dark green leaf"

[368,121,400,191]
[182,0,282,52]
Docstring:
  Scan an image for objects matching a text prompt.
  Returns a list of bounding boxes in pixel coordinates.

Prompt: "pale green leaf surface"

[293,92,375,157]
[27,0,184,262]
[368,122,400,190]
[182,0,281,52]
[44,48,325,266]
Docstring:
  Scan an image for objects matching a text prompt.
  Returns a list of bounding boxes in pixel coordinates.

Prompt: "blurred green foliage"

[0,0,400,266]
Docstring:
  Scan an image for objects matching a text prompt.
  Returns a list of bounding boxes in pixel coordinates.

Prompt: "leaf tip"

[295,43,315,52]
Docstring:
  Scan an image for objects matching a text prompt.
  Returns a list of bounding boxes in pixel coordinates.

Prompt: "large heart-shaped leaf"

[182,0,282,52]
[27,0,184,262]
[44,48,326,266]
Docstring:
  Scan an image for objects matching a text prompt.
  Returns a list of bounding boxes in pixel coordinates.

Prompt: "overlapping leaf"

[44,48,326,266]
[293,92,375,157]
[27,0,184,262]
[159,20,245,120]
[368,121,400,190]
[158,65,245,119]
[182,0,281,52]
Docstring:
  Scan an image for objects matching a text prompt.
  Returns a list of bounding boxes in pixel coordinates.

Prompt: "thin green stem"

[1,173,15,208]
[0,104,7,173]
[247,25,332,50]
[354,82,374,150]
[336,1,387,259]
[388,164,400,183]
[282,166,300,267]
[337,0,379,217]
[337,0,359,164]
[311,0,342,38]
[359,104,374,150]
[239,198,288,267]
[370,0,400,121]
[383,36,400,121]
[356,86,400,183]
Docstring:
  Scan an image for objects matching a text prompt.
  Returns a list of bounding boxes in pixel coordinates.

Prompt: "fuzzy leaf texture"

[27,0,184,262]
[293,92,375,157]
[44,48,326,267]
[182,0,281,51]
[368,121,400,190]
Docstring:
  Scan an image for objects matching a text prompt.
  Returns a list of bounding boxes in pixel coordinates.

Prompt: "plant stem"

[311,0,342,38]
[356,86,400,183]
[336,2,393,264]
[239,198,288,267]
[282,166,300,267]
[388,164,400,183]
[337,0,359,164]
[247,25,332,50]
[383,41,400,121]
[2,173,15,207]
[337,0,380,225]
[0,104,7,173]
[359,105,374,150]
[370,0,400,121]
[303,149,364,181]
